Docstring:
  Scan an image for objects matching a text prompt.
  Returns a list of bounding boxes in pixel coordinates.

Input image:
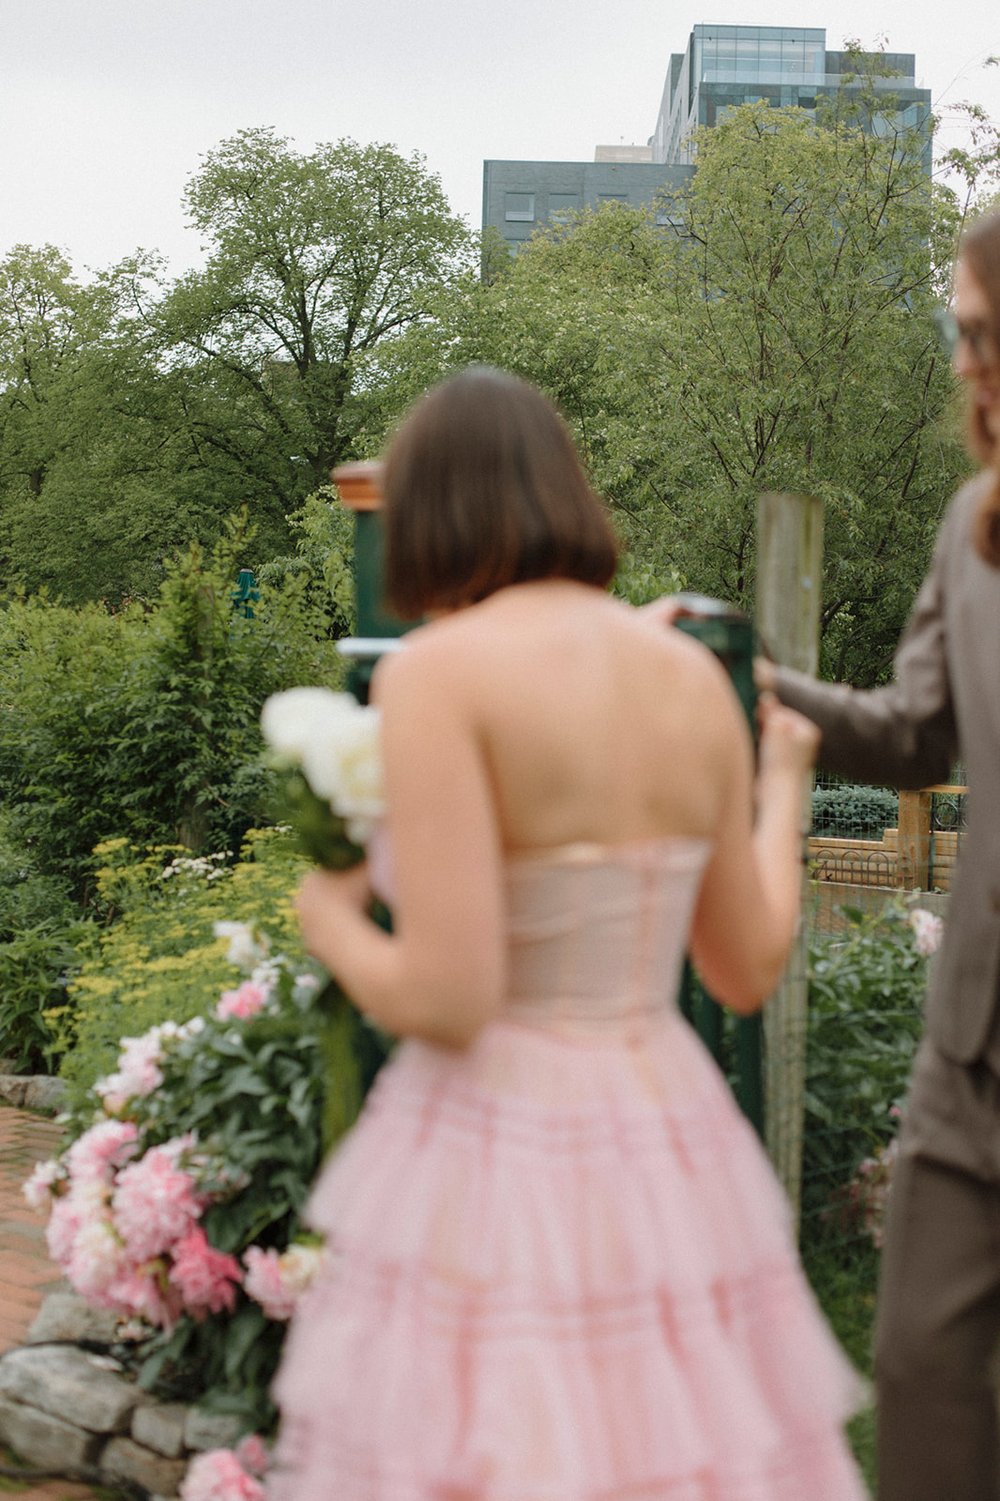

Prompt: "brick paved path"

[0,1104,101,1499]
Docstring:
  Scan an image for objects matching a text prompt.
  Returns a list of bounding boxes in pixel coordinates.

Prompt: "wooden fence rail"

[808,786,965,893]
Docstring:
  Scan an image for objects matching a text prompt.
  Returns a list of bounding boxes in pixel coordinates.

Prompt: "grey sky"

[1,0,997,277]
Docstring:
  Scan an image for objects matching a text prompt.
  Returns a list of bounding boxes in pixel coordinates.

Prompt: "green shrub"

[810,784,899,839]
[256,488,356,642]
[0,811,90,1071]
[802,900,927,1252]
[0,516,344,898]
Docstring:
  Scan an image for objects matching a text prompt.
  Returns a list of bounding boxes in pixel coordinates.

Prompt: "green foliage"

[0,134,471,604]
[159,128,473,494]
[0,246,247,605]
[50,835,390,1426]
[256,486,356,641]
[450,103,973,683]
[811,785,900,839]
[57,829,310,1099]
[802,901,926,1249]
[0,923,87,1073]
[0,518,341,895]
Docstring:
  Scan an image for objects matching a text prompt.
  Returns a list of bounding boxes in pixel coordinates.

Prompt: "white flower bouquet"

[260,687,389,1147]
[260,688,383,869]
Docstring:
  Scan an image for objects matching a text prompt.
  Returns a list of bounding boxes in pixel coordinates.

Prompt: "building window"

[548,192,580,220]
[598,193,628,204]
[504,192,535,222]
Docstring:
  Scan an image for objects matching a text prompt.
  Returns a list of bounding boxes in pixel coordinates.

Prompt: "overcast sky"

[2,0,997,279]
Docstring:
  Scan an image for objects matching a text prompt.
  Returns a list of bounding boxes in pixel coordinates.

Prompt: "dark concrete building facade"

[482,160,694,254]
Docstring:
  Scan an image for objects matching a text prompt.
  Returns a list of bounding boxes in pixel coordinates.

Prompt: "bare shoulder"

[623,600,740,695]
[370,616,482,708]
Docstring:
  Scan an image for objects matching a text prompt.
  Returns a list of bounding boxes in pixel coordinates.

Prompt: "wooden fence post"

[897,789,931,890]
[756,492,824,1230]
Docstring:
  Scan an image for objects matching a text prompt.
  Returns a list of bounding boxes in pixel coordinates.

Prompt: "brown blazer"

[775,472,1000,1064]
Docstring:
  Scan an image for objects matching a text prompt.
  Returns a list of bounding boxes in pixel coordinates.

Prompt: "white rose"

[213,920,270,973]
[299,705,383,828]
[261,688,356,766]
[281,1242,326,1296]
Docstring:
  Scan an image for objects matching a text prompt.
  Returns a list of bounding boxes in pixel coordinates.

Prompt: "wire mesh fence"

[791,800,946,1445]
[808,772,967,892]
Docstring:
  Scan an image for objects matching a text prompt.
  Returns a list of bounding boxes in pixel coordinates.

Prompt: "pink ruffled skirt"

[268,1014,868,1500]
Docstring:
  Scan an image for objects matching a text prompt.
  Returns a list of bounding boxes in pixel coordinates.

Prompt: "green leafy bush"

[0,516,344,899]
[255,488,356,642]
[810,784,899,839]
[0,811,90,1070]
[802,900,928,1251]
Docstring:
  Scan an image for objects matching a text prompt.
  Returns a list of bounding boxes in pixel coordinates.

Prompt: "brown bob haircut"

[382,366,619,617]
[958,210,1000,567]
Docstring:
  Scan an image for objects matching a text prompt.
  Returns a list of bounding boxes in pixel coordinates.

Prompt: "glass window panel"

[504,192,535,222]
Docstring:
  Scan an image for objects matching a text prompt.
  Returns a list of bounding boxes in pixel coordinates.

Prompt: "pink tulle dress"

[268,838,868,1501]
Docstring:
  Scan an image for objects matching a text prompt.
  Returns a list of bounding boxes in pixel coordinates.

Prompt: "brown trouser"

[875,1041,1000,1501]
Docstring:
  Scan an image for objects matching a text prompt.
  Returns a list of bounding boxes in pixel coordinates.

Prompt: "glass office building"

[653,25,931,168]
[483,23,932,255]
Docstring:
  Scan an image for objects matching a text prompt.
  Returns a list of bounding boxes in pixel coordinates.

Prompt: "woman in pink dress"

[268,366,868,1500]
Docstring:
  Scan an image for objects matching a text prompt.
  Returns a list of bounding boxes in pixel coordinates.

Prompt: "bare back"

[364,578,803,1033]
[400,580,740,854]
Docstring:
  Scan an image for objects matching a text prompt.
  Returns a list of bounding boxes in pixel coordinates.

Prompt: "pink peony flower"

[909,907,944,958]
[168,1226,242,1319]
[66,1120,139,1184]
[96,1033,165,1111]
[216,981,269,1022]
[23,1157,65,1211]
[112,1143,202,1262]
[66,1214,126,1301]
[46,1195,83,1267]
[234,1435,269,1477]
[110,1264,184,1330]
[243,1242,325,1321]
[180,1448,266,1501]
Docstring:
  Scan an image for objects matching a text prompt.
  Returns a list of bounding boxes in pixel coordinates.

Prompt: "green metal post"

[331,461,414,704]
[328,461,412,1096]
[230,569,260,619]
[673,594,764,1138]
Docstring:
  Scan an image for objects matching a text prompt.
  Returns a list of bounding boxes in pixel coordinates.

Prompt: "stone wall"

[0,1292,247,1499]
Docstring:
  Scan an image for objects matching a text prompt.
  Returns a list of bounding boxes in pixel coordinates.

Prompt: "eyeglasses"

[934,307,1000,367]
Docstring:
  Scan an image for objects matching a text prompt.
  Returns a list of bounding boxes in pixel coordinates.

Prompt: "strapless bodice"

[503,837,710,1034]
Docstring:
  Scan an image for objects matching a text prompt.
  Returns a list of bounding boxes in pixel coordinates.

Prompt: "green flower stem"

[315,979,365,1152]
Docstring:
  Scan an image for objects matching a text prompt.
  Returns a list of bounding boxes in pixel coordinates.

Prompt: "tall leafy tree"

[456,101,973,682]
[158,128,472,505]
[0,134,471,602]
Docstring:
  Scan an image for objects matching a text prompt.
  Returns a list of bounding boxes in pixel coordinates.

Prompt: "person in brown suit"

[763,209,1000,1501]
